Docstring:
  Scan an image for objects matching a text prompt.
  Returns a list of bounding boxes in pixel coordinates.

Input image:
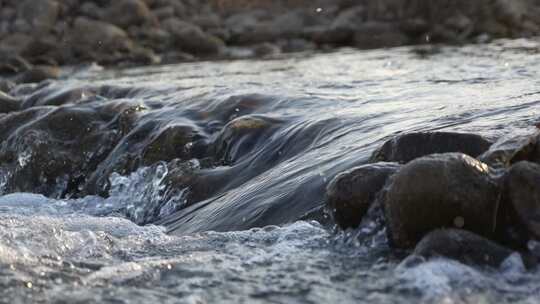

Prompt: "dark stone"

[414,229,513,267]
[371,132,493,163]
[103,0,154,28]
[326,162,401,229]
[506,161,540,239]
[141,123,208,166]
[14,65,60,84]
[0,79,16,93]
[68,17,133,54]
[0,91,20,113]
[0,53,32,75]
[17,0,59,31]
[0,105,121,197]
[162,18,224,55]
[353,22,410,49]
[478,134,535,168]
[383,153,500,248]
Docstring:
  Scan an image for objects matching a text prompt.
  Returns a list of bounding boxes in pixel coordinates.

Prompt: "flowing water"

[1,39,540,303]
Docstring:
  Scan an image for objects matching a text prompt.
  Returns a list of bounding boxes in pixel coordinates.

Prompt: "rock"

[212,115,280,163]
[0,54,32,74]
[14,65,60,84]
[371,132,493,163]
[253,43,281,57]
[478,133,537,168]
[17,0,59,31]
[162,18,224,55]
[68,17,133,54]
[0,92,19,113]
[103,0,154,28]
[79,1,103,19]
[0,105,121,197]
[0,79,15,93]
[353,22,410,49]
[414,229,513,267]
[0,33,33,55]
[383,153,500,248]
[331,5,367,31]
[141,123,208,165]
[506,161,540,239]
[303,25,352,45]
[326,162,401,229]
[153,6,176,20]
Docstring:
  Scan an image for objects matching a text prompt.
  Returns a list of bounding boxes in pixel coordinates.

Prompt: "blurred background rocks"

[0,0,539,82]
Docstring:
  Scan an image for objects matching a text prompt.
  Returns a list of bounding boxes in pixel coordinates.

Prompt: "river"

[1,39,540,303]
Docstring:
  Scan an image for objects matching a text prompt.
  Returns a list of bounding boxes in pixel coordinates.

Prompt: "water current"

[1,39,540,303]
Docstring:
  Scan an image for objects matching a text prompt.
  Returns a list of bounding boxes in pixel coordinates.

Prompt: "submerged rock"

[326,162,400,229]
[370,132,492,163]
[506,161,540,240]
[0,92,20,113]
[383,153,500,248]
[414,229,513,267]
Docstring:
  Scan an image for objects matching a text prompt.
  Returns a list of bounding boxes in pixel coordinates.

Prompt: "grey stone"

[383,153,500,248]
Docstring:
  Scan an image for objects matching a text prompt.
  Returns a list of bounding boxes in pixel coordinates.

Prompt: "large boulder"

[505,161,540,239]
[414,229,513,267]
[326,162,400,229]
[383,153,500,248]
[371,132,492,163]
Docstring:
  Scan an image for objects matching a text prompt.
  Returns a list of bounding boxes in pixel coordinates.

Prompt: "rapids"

[1,39,540,303]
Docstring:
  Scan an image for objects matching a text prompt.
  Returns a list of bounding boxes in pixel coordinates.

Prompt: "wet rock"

[414,229,513,267]
[0,105,121,197]
[506,161,540,239]
[0,54,32,75]
[0,92,20,113]
[14,66,60,84]
[141,123,208,166]
[383,153,500,248]
[104,0,154,28]
[253,43,281,57]
[371,132,492,163]
[478,133,537,168]
[0,79,15,93]
[212,115,281,164]
[68,17,134,55]
[162,18,224,55]
[17,0,59,31]
[326,162,400,229]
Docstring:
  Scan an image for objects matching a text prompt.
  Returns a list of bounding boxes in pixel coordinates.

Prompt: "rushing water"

[2,39,540,303]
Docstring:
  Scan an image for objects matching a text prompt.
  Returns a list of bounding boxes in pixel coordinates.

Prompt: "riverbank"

[1,0,540,85]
